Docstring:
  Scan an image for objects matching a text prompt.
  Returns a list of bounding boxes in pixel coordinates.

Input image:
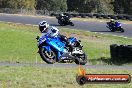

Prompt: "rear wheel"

[39,47,56,64]
[74,53,87,65]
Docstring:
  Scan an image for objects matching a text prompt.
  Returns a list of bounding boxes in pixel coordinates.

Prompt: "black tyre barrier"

[108,15,118,20]
[126,45,132,60]
[116,15,124,20]
[86,13,93,18]
[79,13,86,18]
[71,13,79,17]
[124,15,131,20]
[53,13,59,17]
[110,44,118,60]
[50,13,132,21]
[110,44,132,62]
[101,15,109,19]
[50,12,56,16]
[96,14,102,19]
[129,17,132,21]
[93,13,98,16]
[127,17,131,20]
[92,14,102,18]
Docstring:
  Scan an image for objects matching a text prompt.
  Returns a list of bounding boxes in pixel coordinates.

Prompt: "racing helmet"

[110,19,114,22]
[39,21,49,33]
[60,13,64,16]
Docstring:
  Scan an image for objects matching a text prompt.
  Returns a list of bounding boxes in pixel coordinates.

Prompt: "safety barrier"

[110,44,132,61]
[50,12,132,21]
[0,8,132,21]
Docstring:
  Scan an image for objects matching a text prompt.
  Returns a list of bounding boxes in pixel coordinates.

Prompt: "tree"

[95,0,114,14]
[0,0,35,10]
[67,0,114,14]
[67,0,97,13]
[35,0,67,12]
[114,0,132,15]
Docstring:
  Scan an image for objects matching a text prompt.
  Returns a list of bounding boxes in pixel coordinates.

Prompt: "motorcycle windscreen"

[68,37,77,44]
[115,22,121,27]
[46,37,65,52]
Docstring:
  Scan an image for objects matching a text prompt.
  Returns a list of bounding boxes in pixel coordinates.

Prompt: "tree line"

[0,0,131,15]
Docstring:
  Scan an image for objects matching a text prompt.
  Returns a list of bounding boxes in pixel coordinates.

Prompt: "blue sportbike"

[36,34,87,65]
[106,21,124,32]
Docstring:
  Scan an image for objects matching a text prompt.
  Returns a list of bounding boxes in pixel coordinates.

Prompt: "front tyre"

[120,28,124,33]
[74,53,87,65]
[39,47,56,64]
[70,22,74,26]
[58,20,64,26]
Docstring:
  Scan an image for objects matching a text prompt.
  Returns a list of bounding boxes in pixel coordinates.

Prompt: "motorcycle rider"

[109,19,117,28]
[59,13,70,21]
[37,21,73,50]
[39,21,59,37]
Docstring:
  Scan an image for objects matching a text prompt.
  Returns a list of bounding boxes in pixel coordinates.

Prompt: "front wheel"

[58,20,62,26]
[70,22,74,26]
[120,28,124,33]
[58,20,65,26]
[74,53,87,65]
[39,47,56,64]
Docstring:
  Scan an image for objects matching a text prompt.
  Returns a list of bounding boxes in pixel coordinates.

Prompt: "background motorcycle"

[56,16,74,26]
[36,35,87,65]
[106,22,124,32]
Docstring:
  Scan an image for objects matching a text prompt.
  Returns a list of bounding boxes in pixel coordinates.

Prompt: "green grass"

[59,28,132,65]
[0,66,131,88]
[0,22,132,88]
[0,22,132,65]
[0,23,40,63]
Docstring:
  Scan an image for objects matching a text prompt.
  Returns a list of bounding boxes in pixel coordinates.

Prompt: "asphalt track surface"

[0,14,132,38]
[0,62,132,70]
[0,14,132,69]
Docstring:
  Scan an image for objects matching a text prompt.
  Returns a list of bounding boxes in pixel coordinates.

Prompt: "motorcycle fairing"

[46,37,65,52]
[38,35,66,60]
[39,35,65,52]
[115,22,121,27]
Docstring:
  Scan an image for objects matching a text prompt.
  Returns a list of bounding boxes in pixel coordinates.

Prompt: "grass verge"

[0,22,132,65]
[0,66,131,88]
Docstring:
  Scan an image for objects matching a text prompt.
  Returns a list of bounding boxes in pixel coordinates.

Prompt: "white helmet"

[110,19,114,22]
[39,21,49,33]
[60,13,64,16]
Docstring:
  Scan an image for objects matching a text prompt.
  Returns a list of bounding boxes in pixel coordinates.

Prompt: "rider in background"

[59,13,70,21]
[109,19,118,27]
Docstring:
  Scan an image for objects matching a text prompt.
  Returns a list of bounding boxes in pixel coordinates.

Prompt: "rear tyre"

[74,53,87,65]
[39,47,56,64]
